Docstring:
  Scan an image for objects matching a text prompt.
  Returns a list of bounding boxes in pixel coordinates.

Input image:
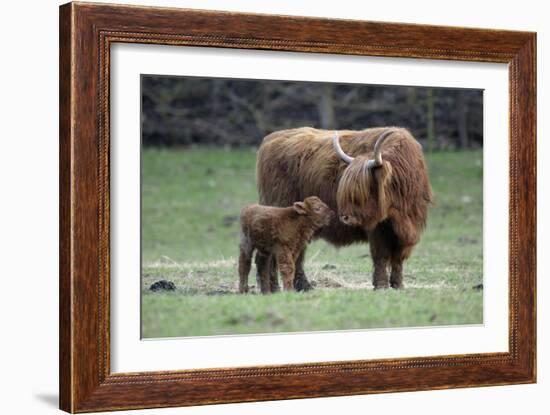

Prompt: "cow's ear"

[293,202,307,215]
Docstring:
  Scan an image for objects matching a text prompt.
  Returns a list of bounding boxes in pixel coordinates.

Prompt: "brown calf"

[238,196,334,294]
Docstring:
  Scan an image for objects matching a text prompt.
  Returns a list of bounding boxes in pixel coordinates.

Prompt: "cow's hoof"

[373,284,389,290]
[295,277,314,292]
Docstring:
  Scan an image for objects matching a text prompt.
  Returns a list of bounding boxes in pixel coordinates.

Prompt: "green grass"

[141,147,483,338]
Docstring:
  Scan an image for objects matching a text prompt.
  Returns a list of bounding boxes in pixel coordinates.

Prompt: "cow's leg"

[389,218,418,289]
[368,222,394,290]
[389,259,403,289]
[275,249,296,291]
[293,248,313,292]
[390,245,414,289]
[255,251,272,294]
[268,254,281,293]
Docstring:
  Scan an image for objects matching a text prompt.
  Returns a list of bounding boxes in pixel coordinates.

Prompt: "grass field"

[141,147,483,338]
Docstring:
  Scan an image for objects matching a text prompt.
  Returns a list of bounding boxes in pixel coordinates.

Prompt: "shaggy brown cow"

[238,196,334,294]
[256,127,433,290]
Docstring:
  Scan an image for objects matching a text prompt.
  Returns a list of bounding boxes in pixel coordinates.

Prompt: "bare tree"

[426,88,435,153]
[456,91,469,149]
[318,84,335,129]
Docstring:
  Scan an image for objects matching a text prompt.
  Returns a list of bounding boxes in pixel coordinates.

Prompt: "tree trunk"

[426,88,435,152]
[457,91,469,148]
[318,84,335,129]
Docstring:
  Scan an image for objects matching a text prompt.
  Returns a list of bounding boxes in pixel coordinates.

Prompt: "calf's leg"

[268,254,280,292]
[255,251,272,294]
[238,236,253,293]
[275,249,296,291]
[238,250,253,294]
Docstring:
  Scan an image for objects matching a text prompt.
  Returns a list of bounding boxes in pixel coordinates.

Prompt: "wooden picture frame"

[59,2,536,412]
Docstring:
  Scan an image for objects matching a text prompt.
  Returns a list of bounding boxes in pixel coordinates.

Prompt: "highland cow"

[238,196,334,294]
[256,127,433,291]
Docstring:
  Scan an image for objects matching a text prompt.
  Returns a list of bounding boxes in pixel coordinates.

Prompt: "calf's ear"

[293,202,307,215]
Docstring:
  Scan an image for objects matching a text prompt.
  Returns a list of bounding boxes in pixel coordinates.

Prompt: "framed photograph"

[59,2,536,412]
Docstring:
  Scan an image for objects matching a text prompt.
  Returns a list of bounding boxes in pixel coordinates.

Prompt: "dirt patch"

[207,283,233,295]
[314,275,345,289]
[206,289,233,296]
[322,264,337,270]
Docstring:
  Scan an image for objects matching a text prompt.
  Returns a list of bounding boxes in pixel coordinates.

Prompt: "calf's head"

[293,196,334,228]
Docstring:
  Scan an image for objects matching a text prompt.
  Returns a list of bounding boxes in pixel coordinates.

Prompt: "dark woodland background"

[141,75,483,150]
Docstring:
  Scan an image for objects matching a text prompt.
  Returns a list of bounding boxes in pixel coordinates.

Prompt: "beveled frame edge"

[59,2,536,413]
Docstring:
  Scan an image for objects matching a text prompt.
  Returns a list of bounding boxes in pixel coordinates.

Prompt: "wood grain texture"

[59,2,537,412]
[59,3,73,411]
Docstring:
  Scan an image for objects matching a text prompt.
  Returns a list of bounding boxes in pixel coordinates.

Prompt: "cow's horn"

[332,131,354,164]
[366,129,396,169]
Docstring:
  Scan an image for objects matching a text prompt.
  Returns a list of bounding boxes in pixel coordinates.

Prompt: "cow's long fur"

[256,126,433,289]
